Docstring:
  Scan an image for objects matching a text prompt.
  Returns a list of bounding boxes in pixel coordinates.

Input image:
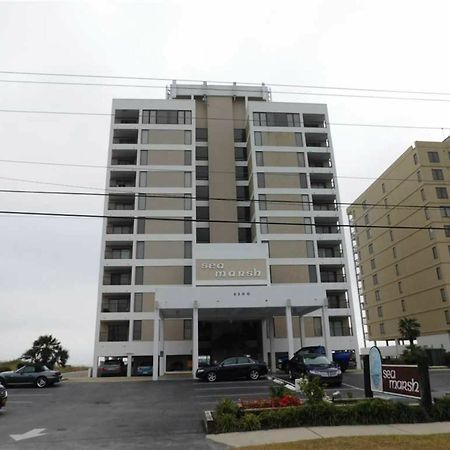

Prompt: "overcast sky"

[1,0,450,365]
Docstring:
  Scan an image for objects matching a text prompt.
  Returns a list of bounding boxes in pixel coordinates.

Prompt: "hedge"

[213,397,450,433]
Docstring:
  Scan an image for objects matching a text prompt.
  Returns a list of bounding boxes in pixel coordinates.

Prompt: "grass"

[237,434,450,450]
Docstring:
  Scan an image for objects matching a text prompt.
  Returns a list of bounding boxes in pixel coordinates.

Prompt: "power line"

[0,187,448,213]
[2,78,450,103]
[1,70,450,97]
[1,108,449,131]
[0,209,447,232]
[0,156,446,185]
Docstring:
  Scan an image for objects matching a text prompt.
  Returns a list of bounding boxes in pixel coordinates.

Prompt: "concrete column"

[321,305,332,360]
[127,354,132,377]
[152,308,160,381]
[159,318,165,376]
[261,319,268,364]
[92,356,98,378]
[192,301,199,378]
[286,302,294,359]
[268,317,276,372]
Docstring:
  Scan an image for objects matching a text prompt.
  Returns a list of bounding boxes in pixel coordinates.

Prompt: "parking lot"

[0,370,448,449]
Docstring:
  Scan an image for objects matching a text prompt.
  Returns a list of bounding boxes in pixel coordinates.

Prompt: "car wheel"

[206,372,217,382]
[249,369,259,381]
[35,376,48,388]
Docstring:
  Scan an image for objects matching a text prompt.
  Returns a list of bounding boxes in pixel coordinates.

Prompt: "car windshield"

[303,355,331,366]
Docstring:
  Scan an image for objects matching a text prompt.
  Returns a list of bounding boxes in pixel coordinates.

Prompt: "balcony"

[329,316,353,336]
[327,290,349,308]
[108,194,135,211]
[109,171,136,188]
[103,267,132,286]
[113,129,138,144]
[106,218,134,234]
[101,294,131,313]
[111,149,137,166]
[315,217,340,234]
[114,109,139,124]
[317,241,343,258]
[320,265,346,283]
[303,113,326,128]
[105,242,133,259]
[308,152,332,168]
[312,194,337,211]
[305,132,329,148]
[310,173,334,189]
[99,321,129,342]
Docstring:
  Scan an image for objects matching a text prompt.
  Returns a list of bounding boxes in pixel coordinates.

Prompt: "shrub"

[298,377,325,403]
[444,351,450,368]
[431,397,450,421]
[239,413,261,431]
[258,410,282,429]
[215,398,239,417]
[214,413,240,433]
[401,346,428,364]
[269,384,292,398]
[0,366,11,372]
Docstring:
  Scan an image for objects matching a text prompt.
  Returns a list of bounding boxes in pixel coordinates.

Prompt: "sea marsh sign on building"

[195,259,268,285]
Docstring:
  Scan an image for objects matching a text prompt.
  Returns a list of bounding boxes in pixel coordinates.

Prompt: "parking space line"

[7,401,33,404]
[342,382,364,391]
[196,392,268,398]
[194,385,270,391]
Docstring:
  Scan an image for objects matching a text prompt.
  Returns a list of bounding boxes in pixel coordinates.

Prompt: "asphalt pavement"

[0,369,448,449]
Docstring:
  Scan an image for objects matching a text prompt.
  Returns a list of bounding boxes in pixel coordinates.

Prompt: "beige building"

[348,138,450,350]
[93,82,359,379]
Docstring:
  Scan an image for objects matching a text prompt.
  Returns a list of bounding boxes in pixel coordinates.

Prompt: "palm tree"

[22,335,69,369]
[398,317,421,347]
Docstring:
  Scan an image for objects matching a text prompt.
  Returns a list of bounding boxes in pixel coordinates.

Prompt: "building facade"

[93,82,359,379]
[348,138,450,350]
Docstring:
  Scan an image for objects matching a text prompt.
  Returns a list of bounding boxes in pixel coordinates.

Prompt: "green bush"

[298,377,325,403]
[214,413,240,433]
[239,413,261,431]
[269,384,292,399]
[215,398,239,417]
[0,366,11,372]
[401,346,428,364]
[431,397,450,421]
[444,351,450,368]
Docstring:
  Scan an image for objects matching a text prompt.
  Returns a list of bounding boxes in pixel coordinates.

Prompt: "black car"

[0,383,7,410]
[0,364,62,388]
[98,359,126,377]
[196,356,268,382]
[288,353,342,386]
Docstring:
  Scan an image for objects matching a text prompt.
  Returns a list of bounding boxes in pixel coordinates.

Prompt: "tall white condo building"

[93,82,359,379]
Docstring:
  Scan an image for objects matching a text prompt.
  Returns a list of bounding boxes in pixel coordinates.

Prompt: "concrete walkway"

[207,422,450,447]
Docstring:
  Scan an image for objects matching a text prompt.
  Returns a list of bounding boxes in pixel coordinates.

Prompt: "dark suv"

[98,359,126,377]
[288,353,342,386]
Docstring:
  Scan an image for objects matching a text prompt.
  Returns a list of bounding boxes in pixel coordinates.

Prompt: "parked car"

[196,356,268,382]
[0,382,7,409]
[277,346,355,373]
[0,364,62,388]
[288,353,342,386]
[98,359,126,377]
[136,363,153,376]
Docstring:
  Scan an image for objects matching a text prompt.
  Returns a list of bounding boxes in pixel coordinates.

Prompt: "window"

[445,310,450,325]
[440,288,448,302]
[384,198,388,209]
[184,172,192,187]
[184,266,192,284]
[393,246,397,258]
[135,267,143,285]
[237,207,250,222]
[364,214,369,225]
[235,166,248,180]
[184,219,192,234]
[362,200,367,210]
[432,169,444,180]
[372,274,378,285]
[306,241,315,257]
[299,173,308,188]
[420,189,426,201]
[398,281,403,294]
[255,151,264,165]
[196,166,209,180]
[259,194,267,210]
[184,150,192,165]
[428,151,440,163]
[183,319,192,340]
[445,226,450,237]
[141,129,149,144]
[139,172,147,187]
[377,306,383,318]
[368,243,374,254]
[436,266,442,280]
[417,170,422,182]
[238,228,252,243]
[234,129,246,143]
[184,194,192,210]
[297,153,305,167]
[254,131,262,146]
[413,153,418,165]
[253,112,300,127]
[236,186,249,201]
[133,320,142,340]
[294,132,303,146]
[432,246,438,259]
[134,293,143,312]
[387,214,391,225]
[395,264,400,276]
[375,290,381,301]
[313,317,323,336]
[380,323,385,335]
[196,128,208,142]
[137,218,145,234]
[196,207,209,221]
[401,299,406,312]
[424,207,430,220]
[370,259,376,270]
[196,228,210,243]
[257,173,266,188]
[381,182,386,193]
[389,230,394,241]
[436,187,448,199]
[196,147,208,161]
[140,150,148,165]
[260,217,269,233]
[440,206,450,218]
[136,241,144,259]
[184,241,192,258]
[235,147,247,161]
[142,109,192,124]
[184,130,192,145]
[429,228,436,240]
[366,229,372,239]
[308,265,317,283]
[196,185,209,201]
